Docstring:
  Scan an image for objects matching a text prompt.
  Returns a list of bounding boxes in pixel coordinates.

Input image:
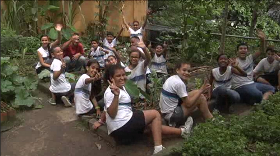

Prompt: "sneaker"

[48,98,56,105]
[61,96,72,107]
[153,145,165,155]
[181,116,193,139]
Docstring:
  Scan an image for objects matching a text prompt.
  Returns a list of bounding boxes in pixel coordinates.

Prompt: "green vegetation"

[171,92,280,156]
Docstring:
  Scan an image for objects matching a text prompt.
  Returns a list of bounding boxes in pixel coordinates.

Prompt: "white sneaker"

[153,145,165,155]
[48,98,56,105]
[181,116,193,139]
[61,96,72,107]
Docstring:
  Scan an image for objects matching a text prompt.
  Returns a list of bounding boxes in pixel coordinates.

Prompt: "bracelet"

[98,119,105,125]
[95,106,100,109]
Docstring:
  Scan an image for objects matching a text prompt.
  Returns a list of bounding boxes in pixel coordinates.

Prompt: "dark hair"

[236,42,248,51]
[86,59,100,70]
[175,60,190,70]
[107,55,117,60]
[72,32,79,36]
[216,54,228,62]
[130,36,140,40]
[91,39,99,44]
[40,35,52,58]
[106,32,114,37]
[49,45,60,53]
[133,21,139,25]
[128,46,141,58]
[266,45,275,53]
[156,44,164,48]
[104,64,125,82]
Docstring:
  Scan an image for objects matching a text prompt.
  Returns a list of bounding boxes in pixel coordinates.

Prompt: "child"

[75,59,103,117]
[103,29,123,50]
[124,43,151,92]
[88,39,110,69]
[122,9,150,42]
[253,47,280,90]
[209,54,247,113]
[160,61,213,127]
[149,42,168,77]
[232,30,275,105]
[35,24,62,74]
[104,64,193,154]
[49,46,75,107]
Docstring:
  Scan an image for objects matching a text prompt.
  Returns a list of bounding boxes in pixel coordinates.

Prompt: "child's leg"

[142,110,162,146]
[93,111,106,130]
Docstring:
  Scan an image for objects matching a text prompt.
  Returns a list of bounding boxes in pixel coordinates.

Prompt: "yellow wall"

[1,0,148,37]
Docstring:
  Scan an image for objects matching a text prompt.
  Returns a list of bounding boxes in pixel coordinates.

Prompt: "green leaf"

[12,75,26,85]
[187,18,195,25]
[1,80,15,92]
[67,24,77,32]
[23,77,38,91]
[38,69,50,79]
[14,96,34,107]
[125,80,140,99]
[65,72,76,82]
[48,28,58,40]
[41,23,54,30]
[34,104,44,109]
[2,65,18,76]
[47,5,60,11]
[62,28,72,40]
[1,57,10,65]
[139,88,151,102]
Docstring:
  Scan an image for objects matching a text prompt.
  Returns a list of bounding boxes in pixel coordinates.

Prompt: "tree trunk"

[219,1,229,54]
[249,1,259,37]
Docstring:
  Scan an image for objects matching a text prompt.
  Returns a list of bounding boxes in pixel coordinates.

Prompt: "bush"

[173,92,280,156]
[1,57,38,108]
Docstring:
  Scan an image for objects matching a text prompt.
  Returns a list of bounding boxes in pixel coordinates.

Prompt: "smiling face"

[155,45,163,55]
[266,50,275,62]
[41,36,49,48]
[107,56,118,65]
[111,68,127,88]
[130,37,140,46]
[237,45,248,59]
[91,41,98,48]
[129,51,140,66]
[218,55,229,68]
[52,47,64,60]
[87,62,100,77]
[176,63,191,82]
[106,35,114,43]
[132,21,140,31]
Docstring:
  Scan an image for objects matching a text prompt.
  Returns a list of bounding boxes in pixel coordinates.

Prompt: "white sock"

[153,145,163,154]
[180,128,184,135]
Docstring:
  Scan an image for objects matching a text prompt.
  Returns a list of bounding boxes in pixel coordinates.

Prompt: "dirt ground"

[1,91,183,156]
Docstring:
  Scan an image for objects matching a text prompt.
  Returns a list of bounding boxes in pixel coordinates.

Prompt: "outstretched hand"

[55,24,63,32]
[274,54,280,61]
[229,58,239,68]
[256,29,266,40]
[108,79,120,96]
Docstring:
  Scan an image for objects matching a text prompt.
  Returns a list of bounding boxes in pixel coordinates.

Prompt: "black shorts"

[163,105,186,128]
[53,83,76,104]
[110,110,146,144]
[258,72,279,86]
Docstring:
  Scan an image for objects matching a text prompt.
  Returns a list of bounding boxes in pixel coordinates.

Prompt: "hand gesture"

[55,24,63,32]
[93,72,102,81]
[229,58,238,68]
[274,54,280,61]
[199,79,211,93]
[61,59,66,69]
[256,29,266,40]
[108,79,120,96]
[148,42,152,49]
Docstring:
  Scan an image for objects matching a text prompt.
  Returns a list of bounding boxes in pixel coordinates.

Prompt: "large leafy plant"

[1,57,38,108]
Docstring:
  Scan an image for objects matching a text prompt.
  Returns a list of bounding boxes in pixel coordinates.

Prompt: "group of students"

[35,14,279,154]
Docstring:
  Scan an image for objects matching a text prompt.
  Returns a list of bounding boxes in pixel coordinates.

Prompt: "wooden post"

[219,1,229,54]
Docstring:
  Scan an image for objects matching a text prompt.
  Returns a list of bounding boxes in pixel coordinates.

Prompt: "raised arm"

[61,38,72,51]
[116,25,124,40]
[50,24,63,47]
[142,9,151,29]
[253,29,266,60]
[137,42,151,68]
[162,41,168,59]
[122,15,130,31]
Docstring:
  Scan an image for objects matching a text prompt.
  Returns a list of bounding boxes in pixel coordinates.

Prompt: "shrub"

[173,92,280,156]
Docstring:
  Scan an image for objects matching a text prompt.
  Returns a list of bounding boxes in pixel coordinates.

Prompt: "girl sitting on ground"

[35,24,62,74]
[49,46,75,107]
[75,59,103,118]
[104,64,193,154]
[209,54,247,113]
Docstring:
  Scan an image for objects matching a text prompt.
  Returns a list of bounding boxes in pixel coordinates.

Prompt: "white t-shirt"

[159,75,188,114]
[151,54,167,74]
[212,66,232,90]
[90,47,105,68]
[253,58,280,74]
[104,86,133,135]
[129,27,144,41]
[35,47,50,69]
[49,59,71,93]
[75,74,93,114]
[125,61,147,91]
[231,54,254,89]
[103,38,117,48]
